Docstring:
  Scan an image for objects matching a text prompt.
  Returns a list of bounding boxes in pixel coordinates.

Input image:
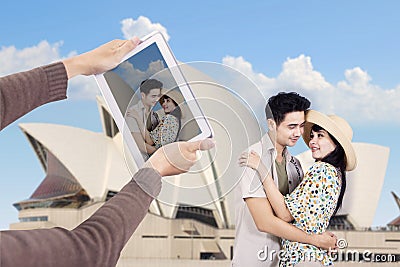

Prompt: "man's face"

[141,88,161,109]
[273,111,305,148]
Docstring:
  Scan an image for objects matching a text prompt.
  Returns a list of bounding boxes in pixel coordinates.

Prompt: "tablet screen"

[102,38,204,163]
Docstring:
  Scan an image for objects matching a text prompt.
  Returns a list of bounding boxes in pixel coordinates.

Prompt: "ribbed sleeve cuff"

[42,62,68,101]
[133,168,162,198]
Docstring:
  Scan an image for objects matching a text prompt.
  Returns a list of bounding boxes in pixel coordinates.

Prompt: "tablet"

[94,31,213,168]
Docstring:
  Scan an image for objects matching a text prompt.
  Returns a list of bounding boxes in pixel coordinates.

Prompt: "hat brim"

[303,110,357,171]
[160,88,185,105]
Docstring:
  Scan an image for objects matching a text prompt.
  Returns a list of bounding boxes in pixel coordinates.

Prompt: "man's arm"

[245,197,336,250]
[239,150,293,221]
[132,132,156,154]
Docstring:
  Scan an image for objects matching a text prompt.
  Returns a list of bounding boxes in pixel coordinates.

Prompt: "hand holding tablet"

[94,32,213,169]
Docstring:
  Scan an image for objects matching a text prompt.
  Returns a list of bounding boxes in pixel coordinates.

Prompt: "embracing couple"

[233,92,357,267]
[126,78,184,158]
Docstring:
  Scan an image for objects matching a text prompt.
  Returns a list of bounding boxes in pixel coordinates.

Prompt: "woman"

[239,110,357,266]
[130,89,183,154]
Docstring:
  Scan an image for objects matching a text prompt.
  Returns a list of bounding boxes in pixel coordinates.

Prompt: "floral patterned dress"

[280,161,341,266]
[149,114,180,149]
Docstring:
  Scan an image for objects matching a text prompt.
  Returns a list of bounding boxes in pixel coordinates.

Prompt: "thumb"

[188,138,215,152]
[199,138,215,150]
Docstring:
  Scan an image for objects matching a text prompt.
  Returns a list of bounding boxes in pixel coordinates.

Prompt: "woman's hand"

[239,150,271,182]
[238,150,262,170]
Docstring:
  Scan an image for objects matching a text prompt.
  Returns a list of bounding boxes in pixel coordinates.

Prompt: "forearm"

[132,132,149,153]
[72,168,161,259]
[1,168,161,267]
[133,117,154,145]
[0,62,67,131]
[258,166,293,221]
[247,197,321,248]
[144,129,154,145]
[134,117,146,139]
[145,143,157,154]
[259,215,319,247]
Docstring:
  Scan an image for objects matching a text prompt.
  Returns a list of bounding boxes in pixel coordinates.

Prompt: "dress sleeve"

[284,162,341,233]
[0,62,67,131]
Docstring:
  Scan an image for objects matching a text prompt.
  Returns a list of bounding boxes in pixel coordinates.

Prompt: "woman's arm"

[239,151,293,222]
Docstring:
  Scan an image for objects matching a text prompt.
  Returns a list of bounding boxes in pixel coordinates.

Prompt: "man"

[126,78,162,156]
[232,92,337,266]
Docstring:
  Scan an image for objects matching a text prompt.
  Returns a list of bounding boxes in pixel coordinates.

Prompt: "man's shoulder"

[128,101,143,111]
[246,140,263,153]
[244,134,271,153]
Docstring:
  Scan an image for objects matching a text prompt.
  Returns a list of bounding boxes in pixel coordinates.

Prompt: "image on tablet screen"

[103,43,201,161]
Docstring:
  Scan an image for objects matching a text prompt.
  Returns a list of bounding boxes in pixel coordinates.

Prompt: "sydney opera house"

[9,65,400,266]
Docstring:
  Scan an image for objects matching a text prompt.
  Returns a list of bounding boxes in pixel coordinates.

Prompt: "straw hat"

[303,110,357,171]
[161,88,185,105]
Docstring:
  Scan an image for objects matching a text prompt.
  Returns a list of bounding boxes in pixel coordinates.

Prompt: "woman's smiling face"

[161,96,177,113]
[309,128,337,160]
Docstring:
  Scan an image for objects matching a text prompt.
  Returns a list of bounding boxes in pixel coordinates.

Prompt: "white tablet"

[94,31,213,168]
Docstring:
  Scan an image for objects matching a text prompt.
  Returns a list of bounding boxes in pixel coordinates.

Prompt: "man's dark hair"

[140,79,163,95]
[265,92,311,126]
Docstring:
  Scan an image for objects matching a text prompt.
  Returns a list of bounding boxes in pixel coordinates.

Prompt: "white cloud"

[222,55,400,124]
[0,40,100,100]
[68,75,100,100]
[0,16,171,101]
[121,16,170,41]
[0,41,63,76]
[277,55,331,91]
[115,59,167,91]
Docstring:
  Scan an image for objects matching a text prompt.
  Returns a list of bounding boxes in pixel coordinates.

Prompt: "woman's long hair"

[160,95,182,141]
[311,124,346,216]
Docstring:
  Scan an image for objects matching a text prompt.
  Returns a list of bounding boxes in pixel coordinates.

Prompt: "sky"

[0,0,399,230]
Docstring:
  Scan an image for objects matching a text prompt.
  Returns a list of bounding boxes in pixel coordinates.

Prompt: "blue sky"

[0,0,399,229]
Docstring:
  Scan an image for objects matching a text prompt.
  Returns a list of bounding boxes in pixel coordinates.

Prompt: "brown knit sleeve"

[0,62,67,131]
[0,168,162,267]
